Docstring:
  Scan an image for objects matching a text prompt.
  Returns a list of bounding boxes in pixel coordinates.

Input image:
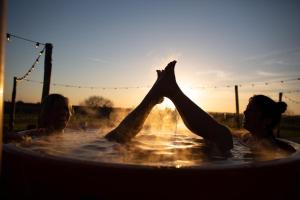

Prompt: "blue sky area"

[5,0,300,114]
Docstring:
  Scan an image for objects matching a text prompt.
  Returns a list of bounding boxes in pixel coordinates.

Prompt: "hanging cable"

[190,77,300,90]
[6,33,46,46]
[22,76,300,91]
[284,95,300,104]
[16,47,45,81]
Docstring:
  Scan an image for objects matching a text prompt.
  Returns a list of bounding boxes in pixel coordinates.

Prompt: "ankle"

[165,83,180,99]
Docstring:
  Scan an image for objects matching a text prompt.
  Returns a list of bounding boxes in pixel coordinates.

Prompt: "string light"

[6,33,45,46]
[284,89,300,94]
[20,76,300,92]
[22,79,152,90]
[284,95,300,104]
[16,47,45,81]
[190,78,299,90]
[6,33,10,41]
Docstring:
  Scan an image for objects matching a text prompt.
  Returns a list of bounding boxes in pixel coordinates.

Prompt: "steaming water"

[14,128,295,167]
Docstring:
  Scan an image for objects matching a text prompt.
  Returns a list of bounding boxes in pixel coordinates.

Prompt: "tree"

[82,96,113,108]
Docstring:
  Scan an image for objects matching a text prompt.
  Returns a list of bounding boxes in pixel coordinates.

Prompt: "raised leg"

[159,61,233,151]
[105,70,163,143]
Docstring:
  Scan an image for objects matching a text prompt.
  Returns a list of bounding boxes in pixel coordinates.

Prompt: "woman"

[38,93,72,132]
[241,95,294,152]
[155,61,293,153]
[4,94,72,142]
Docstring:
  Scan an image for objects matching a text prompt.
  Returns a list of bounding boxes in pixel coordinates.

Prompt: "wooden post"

[9,76,17,131]
[0,0,7,171]
[279,92,283,102]
[41,43,53,102]
[276,92,283,137]
[234,85,240,128]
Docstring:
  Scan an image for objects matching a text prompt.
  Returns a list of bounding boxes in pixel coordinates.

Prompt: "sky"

[4,0,300,114]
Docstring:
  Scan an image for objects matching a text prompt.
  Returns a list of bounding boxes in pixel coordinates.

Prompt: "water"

[14,128,294,167]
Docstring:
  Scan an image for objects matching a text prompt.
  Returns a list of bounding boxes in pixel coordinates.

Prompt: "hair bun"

[277,102,287,114]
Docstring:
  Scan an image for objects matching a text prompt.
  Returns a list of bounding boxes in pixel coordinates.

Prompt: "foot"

[147,60,177,104]
[151,69,164,104]
[156,60,178,98]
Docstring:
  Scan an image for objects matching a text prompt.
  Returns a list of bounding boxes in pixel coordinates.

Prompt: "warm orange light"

[158,98,175,110]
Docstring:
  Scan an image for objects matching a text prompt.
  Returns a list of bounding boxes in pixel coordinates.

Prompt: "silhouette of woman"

[4,94,72,142]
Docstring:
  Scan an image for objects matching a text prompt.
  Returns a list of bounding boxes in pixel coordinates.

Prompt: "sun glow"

[181,85,200,102]
[158,98,175,110]
[157,84,201,110]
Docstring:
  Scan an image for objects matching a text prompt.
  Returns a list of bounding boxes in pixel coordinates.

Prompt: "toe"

[166,60,176,71]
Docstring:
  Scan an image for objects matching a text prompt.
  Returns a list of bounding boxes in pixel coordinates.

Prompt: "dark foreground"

[2,144,300,200]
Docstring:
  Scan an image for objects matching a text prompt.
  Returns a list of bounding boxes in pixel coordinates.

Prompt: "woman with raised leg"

[105,70,164,143]
[157,61,233,152]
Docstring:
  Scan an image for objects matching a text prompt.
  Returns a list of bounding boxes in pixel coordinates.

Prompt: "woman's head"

[38,94,72,131]
[243,95,287,137]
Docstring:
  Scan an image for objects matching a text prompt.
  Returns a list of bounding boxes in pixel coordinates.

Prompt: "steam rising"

[15,106,295,167]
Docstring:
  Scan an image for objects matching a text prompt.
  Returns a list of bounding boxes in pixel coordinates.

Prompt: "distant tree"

[80,96,113,119]
[16,100,25,105]
[82,96,113,108]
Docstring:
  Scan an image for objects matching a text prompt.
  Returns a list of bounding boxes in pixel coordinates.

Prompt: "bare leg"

[159,61,233,151]
[105,71,163,143]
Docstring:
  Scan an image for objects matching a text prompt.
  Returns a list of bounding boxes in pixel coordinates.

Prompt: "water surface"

[15,129,293,167]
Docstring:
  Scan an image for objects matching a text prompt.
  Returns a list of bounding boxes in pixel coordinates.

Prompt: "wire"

[23,79,150,90]
[6,33,46,46]
[17,47,45,81]
[191,77,300,90]
[22,76,300,91]
[284,95,300,104]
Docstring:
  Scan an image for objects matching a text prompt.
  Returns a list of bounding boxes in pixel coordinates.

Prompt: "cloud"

[256,70,282,77]
[244,47,300,61]
[87,57,111,64]
[243,47,300,67]
[196,70,231,80]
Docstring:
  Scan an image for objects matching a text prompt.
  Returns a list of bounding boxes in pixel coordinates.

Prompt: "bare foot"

[156,60,178,98]
[146,61,177,104]
[155,70,164,104]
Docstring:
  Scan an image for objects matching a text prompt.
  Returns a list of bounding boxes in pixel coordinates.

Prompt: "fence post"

[276,92,283,137]
[9,76,17,131]
[234,85,240,128]
[41,43,53,102]
[278,92,283,102]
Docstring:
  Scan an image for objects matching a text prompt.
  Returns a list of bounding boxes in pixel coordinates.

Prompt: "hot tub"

[2,134,300,199]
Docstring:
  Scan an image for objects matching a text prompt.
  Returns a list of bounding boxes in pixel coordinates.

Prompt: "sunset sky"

[4,0,300,114]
